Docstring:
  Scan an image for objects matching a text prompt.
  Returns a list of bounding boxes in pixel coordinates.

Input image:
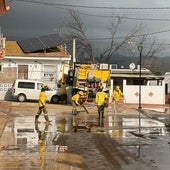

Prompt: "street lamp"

[138,44,143,109]
[138,43,143,134]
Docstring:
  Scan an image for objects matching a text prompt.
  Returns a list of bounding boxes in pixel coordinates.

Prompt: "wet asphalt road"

[0,101,170,170]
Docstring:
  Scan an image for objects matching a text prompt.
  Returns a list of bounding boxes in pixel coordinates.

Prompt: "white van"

[11,79,61,103]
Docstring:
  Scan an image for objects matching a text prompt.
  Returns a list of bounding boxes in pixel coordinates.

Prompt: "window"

[18,65,28,79]
[37,83,42,90]
[18,82,35,89]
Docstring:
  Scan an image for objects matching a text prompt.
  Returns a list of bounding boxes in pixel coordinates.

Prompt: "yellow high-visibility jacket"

[72,93,80,105]
[112,89,123,101]
[95,91,108,106]
[38,91,47,107]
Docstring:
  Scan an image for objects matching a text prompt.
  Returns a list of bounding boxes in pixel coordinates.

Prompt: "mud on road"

[54,132,154,170]
[0,101,169,170]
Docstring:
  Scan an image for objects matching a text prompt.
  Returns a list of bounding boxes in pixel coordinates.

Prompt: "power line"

[89,29,170,41]
[14,0,170,22]
[14,0,170,10]
[75,10,170,22]
[12,0,170,42]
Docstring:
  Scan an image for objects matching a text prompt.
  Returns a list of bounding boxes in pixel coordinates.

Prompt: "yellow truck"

[72,63,111,102]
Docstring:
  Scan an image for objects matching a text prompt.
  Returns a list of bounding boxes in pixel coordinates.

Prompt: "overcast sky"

[1,0,170,56]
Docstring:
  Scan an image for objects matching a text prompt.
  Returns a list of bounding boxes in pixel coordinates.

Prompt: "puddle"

[0,110,170,169]
[106,112,170,170]
[0,115,71,169]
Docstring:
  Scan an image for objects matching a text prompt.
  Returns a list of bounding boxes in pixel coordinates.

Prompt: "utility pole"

[72,38,76,64]
[138,43,143,134]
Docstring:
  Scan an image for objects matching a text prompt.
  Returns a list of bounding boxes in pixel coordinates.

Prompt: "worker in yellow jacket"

[60,82,67,104]
[71,91,84,115]
[35,84,50,123]
[72,91,84,107]
[95,87,108,119]
[112,85,123,113]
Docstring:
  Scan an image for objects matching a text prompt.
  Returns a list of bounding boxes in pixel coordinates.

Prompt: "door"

[18,65,28,79]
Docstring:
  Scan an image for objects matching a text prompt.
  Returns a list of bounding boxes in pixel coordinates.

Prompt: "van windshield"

[37,83,42,90]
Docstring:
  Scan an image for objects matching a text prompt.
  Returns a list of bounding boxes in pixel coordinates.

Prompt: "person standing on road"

[35,84,50,123]
[95,87,108,119]
[112,85,123,113]
[60,82,67,104]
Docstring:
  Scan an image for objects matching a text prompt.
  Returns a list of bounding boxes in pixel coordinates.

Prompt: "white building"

[0,40,71,100]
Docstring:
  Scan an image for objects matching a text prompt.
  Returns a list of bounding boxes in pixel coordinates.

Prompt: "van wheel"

[51,95,60,104]
[18,94,26,102]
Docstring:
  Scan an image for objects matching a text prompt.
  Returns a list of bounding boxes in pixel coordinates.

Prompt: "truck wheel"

[18,94,26,102]
[51,95,60,104]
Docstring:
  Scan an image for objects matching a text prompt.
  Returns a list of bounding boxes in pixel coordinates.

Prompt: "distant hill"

[108,55,170,75]
[77,52,170,75]
[160,56,170,74]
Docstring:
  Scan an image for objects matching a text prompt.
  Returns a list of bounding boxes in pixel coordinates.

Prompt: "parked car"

[11,79,61,104]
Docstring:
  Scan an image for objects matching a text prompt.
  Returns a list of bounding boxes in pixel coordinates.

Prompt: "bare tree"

[97,18,145,63]
[64,10,95,63]
[63,10,144,63]
[63,10,165,69]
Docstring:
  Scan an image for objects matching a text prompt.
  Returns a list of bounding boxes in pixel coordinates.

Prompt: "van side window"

[18,82,35,89]
[37,83,42,90]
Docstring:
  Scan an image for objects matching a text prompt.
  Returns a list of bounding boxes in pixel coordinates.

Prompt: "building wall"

[0,64,17,100]
[0,59,70,100]
[0,64,17,83]
[123,79,165,105]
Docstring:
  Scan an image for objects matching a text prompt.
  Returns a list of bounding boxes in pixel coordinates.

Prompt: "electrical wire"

[14,0,170,22]
[12,0,170,44]
[76,11,170,22]
[89,29,170,41]
[14,0,170,10]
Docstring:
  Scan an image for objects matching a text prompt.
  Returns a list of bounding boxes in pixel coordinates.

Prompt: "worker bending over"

[72,91,84,107]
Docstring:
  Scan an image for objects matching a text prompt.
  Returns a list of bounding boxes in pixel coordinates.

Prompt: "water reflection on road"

[0,110,170,169]
[107,111,170,170]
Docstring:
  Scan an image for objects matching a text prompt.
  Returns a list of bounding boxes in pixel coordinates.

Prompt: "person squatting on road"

[112,85,123,113]
[35,84,50,123]
[71,91,84,114]
[95,87,108,119]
